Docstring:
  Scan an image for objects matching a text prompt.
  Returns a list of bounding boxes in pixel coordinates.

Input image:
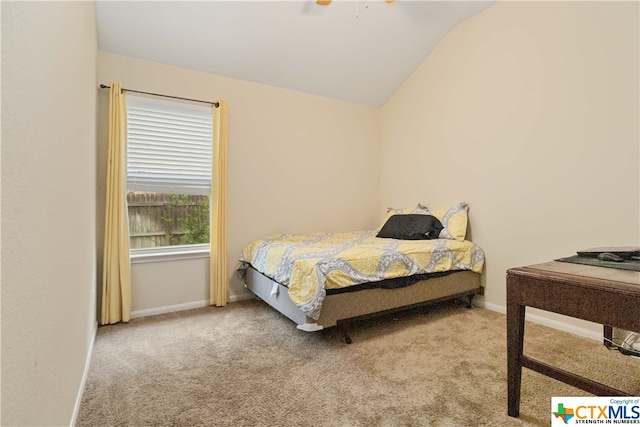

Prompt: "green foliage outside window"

[170,194,210,245]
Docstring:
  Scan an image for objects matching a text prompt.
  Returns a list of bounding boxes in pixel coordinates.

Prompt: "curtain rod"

[99,84,219,108]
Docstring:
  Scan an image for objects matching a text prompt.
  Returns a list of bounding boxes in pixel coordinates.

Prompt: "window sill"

[130,244,210,264]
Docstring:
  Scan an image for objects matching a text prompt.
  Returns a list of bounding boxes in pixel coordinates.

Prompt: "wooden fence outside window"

[127,192,210,249]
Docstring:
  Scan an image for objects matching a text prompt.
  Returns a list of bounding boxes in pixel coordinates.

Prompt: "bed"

[238,203,485,339]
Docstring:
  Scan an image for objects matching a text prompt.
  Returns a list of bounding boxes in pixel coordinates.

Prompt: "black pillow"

[376,214,444,240]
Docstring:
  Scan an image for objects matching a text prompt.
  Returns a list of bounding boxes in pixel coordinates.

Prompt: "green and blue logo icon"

[553,403,575,424]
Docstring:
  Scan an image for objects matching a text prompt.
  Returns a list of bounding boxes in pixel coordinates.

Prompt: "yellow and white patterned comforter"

[239,231,485,319]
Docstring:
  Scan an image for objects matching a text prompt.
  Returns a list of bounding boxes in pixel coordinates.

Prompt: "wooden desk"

[506,261,640,417]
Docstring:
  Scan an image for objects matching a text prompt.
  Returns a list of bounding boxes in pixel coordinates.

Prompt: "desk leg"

[507,282,525,417]
[603,325,613,349]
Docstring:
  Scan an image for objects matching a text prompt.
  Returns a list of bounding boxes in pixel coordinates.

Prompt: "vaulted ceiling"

[96,1,497,107]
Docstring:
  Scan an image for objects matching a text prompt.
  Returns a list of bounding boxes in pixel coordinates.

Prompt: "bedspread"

[239,231,485,319]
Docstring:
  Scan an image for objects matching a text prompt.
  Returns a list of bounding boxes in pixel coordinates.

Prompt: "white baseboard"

[476,301,506,315]
[230,291,255,302]
[131,295,601,342]
[71,320,97,427]
[476,300,602,342]
[130,292,256,319]
[131,300,210,318]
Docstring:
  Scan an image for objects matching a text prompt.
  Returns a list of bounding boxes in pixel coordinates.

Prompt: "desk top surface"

[509,261,640,289]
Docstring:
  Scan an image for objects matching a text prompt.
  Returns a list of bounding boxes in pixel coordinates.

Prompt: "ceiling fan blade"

[316,0,331,5]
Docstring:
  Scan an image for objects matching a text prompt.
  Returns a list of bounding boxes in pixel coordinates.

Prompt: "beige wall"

[130,257,209,314]
[380,1,639,332]
[1,2,98,425]
[97,52,380,309]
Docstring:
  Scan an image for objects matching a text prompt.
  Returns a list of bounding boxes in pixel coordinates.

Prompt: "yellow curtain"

[101,83,132,324]
[210,100,229,306]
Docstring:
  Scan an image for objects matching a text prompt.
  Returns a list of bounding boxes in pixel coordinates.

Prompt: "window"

[126,95,213,251]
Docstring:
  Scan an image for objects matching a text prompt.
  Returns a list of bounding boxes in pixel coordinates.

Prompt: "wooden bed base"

[244,266,483,332]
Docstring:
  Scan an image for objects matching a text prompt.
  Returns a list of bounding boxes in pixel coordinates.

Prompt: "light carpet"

[77,298,639,426]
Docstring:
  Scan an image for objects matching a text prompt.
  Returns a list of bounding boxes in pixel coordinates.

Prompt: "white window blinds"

[126,95,213,195]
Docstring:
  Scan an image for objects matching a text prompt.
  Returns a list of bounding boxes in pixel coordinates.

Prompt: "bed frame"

[243,266,483,340]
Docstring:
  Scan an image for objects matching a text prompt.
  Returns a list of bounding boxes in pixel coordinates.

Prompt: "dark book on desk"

[576,247,640,261]
[556,247,640,272]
